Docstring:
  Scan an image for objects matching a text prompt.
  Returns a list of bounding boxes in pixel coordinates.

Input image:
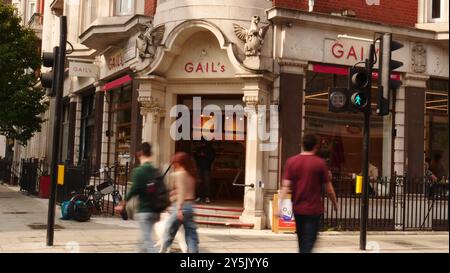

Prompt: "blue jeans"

[137,212,160,253]
[161,203,199,253]
[294,214,322,253]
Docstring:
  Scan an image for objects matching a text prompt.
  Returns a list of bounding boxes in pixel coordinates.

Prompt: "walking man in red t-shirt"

[280,134,338,253]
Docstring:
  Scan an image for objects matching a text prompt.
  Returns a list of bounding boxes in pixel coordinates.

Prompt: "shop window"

[111,84,132,166]
[79,94,95,166]
[425,78,449,180]
[304,69,393,180]
[115,0,134,16]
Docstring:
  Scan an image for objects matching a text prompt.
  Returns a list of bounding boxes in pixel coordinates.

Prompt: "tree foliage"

[0,2,47,144]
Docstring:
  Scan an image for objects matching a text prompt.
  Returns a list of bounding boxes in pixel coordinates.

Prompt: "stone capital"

[403,73,429,89]
[138,96,165,122]
[277,58,308,75]
[93,81,105,92]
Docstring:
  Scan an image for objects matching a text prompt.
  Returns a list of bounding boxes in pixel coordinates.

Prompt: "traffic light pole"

[46,16,67,246]
[360,44,375,250]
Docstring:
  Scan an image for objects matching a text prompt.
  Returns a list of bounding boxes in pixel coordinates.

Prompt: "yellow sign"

[57,165,64,185]
[355,175,363,194]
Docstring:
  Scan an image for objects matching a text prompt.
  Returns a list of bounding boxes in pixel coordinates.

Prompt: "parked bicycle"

[70,164,128,220]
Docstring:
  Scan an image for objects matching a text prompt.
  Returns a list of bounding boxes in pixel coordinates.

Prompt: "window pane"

[432,0,441,19]
[304,70,392,180]
[117,0,133,15]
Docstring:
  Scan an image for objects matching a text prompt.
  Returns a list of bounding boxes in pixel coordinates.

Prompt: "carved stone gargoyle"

[137,21,165,60]
[233,16,269,69]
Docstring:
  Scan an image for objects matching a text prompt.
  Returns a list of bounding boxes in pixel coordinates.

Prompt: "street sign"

[69,62,98,78]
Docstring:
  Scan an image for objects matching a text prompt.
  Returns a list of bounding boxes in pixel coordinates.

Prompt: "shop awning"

[312,64,401,81]
[103,75,132,92]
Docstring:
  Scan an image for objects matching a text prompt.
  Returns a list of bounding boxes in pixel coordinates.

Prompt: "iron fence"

[87,163,130,216]
[0,159,12,183]
[18,159,49,195]
[322,174,449,231]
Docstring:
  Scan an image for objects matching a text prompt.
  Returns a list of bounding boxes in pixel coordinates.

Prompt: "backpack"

[146,165,172,213]
[61,200,74,220]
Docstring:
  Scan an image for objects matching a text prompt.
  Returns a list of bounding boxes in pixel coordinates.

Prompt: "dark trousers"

[198,169,211,199]
[294,214,321,253]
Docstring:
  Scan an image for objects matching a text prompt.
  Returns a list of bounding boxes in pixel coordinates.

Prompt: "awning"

[312,63,401,81]
[103,75,132,92]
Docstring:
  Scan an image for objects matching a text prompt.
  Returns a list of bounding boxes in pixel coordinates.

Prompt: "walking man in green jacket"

[117,142,161,253]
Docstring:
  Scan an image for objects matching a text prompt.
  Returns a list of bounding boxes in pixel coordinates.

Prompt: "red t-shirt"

[283,154,329,215]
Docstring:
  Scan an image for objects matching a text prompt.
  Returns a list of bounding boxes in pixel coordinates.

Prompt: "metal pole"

[360,43,375,250]
[46,16,67,246]
[360,110,370,250]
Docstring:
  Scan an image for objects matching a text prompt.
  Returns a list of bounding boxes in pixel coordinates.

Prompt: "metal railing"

[321,173,449,231]
[87,162,130,216]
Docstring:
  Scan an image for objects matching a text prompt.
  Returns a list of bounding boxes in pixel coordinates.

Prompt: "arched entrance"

[136,20,273,229]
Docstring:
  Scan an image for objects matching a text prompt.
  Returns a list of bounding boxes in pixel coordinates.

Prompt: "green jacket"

[125,162,159,213]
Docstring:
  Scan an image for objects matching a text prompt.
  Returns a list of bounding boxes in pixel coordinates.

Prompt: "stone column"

[67,93,78,164]
[73,93,82,166]
[137,76,166,168]
[97,82,111,169]
[91,82,104,171]
[239,75,272,229]
[277,59,307,183]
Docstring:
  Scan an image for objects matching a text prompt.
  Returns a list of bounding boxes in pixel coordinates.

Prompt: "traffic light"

[377,33,403,116]
[41,47,59,97]
[349,66,370,112]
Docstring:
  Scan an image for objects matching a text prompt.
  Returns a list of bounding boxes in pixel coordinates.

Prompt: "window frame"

[428,0,448,23]
[27,0,36,23]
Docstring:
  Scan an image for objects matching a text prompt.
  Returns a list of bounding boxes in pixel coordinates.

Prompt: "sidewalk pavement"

[0,183,448,253]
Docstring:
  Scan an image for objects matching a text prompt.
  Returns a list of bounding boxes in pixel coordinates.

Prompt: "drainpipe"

[309,0,315,12]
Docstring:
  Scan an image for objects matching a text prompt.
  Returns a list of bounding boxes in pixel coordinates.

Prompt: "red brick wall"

[144,0,157,16]
[273,0,418,27]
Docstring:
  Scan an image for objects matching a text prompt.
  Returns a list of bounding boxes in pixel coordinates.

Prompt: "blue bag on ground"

[60,200,73,220]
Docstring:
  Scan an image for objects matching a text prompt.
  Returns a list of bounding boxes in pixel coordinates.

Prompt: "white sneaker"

[205,198,211,204]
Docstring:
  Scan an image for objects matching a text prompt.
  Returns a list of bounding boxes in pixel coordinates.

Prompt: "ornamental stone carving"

[137,21,165,60]
[233,16,269,70]
[411,42,427,74]
[138,96,164,122]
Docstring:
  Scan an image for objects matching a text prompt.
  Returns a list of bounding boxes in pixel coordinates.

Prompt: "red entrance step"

[195,220,254,229]
[193,204,253,229]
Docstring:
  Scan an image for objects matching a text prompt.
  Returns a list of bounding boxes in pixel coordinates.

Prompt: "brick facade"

[273,0,418,27]
[144,0,157,16]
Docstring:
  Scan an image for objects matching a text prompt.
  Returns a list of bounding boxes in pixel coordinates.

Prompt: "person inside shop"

[368,163,379,196]
[193,139,215,204]
[430,151,447,182]
[429,152,447,197]
[425,156,438,198]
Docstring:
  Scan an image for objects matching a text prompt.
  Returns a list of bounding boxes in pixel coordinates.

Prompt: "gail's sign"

[69,62,98,78]
[184,62,226,73]
[324,38,381,68]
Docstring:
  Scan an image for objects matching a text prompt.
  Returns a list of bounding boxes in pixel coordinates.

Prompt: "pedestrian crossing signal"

[349,67,370,112]
[351,92,368,109]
